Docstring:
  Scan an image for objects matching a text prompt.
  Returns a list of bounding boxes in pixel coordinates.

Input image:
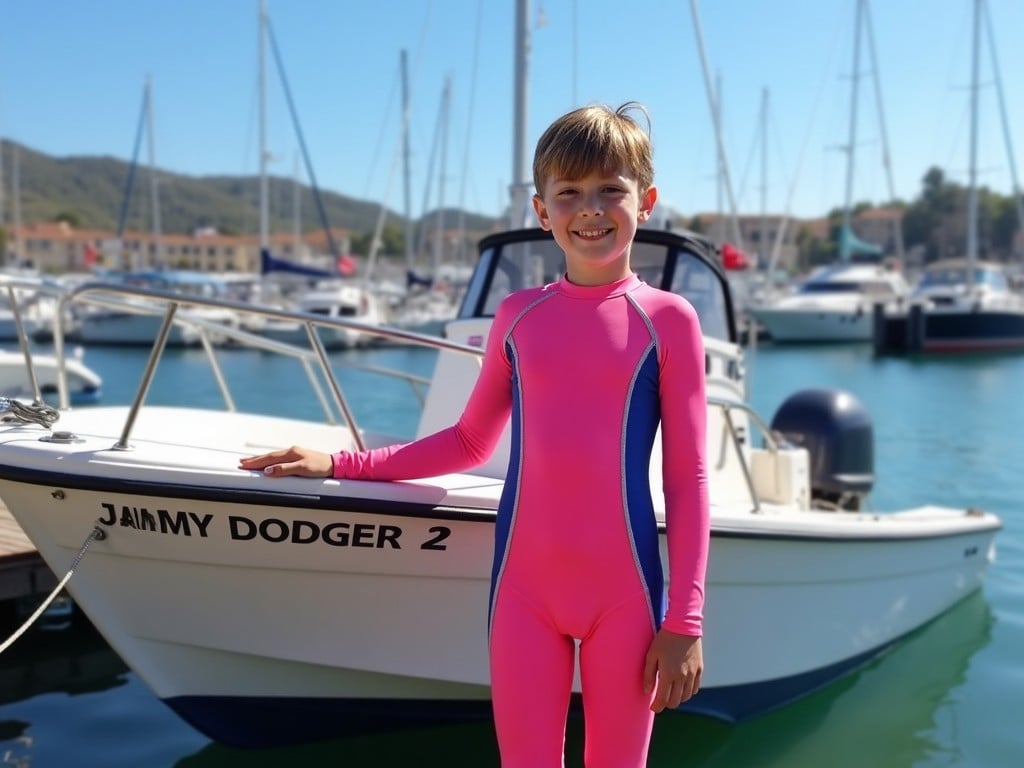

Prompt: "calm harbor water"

[1,340,1021,767]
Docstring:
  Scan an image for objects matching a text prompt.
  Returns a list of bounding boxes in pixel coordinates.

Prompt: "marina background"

[0,339,1021,767]
[2,1,1023,222]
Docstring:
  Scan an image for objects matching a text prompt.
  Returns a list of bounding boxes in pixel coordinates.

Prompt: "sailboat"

[745,0,910,343]
[74,78,244,347]
[874,0,1024,355]
[246,0,384,350]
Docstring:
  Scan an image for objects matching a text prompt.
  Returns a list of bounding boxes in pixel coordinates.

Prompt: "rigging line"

[688,0,743,248]
[363,131,406,281]
[366,2,433,217]
[116,82,149,240]
[768,101,793,207]
[265,17,340,259]
[0,524,105,656]
[766,5,845,274]
[361,65,402,199]
[932,0,972,180]
[400,0,436,215]
[415,84,446,265]
[735,91,764,211]
[238,73,260,239]
[981,0,1024,232]
[455,0,485,265]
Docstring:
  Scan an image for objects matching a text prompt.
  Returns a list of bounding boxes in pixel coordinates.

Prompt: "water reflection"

[0,614,130,706]
[649,591,993,768]
[175,592,993,768]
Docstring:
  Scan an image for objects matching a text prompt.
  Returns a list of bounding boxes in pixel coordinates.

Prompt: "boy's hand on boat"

[239,446,333,478]
[644,631,703,713]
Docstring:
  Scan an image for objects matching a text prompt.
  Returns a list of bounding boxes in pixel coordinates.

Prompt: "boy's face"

[532,167,657,284]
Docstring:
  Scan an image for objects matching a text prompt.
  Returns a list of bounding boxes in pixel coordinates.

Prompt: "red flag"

[83,243,98,267]
[336,254,357,276]
[720,242,750,271]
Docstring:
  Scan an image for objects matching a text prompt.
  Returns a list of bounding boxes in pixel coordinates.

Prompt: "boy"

[240,102,709,767]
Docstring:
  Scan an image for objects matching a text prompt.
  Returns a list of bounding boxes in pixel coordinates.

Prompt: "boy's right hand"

[238,446,333,478]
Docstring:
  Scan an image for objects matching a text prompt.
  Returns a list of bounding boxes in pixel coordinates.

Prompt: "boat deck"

[0,499,55,602]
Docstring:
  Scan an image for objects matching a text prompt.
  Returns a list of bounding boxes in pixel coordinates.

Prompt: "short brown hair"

[533,102,654,197]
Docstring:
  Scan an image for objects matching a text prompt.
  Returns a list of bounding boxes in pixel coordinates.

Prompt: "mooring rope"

[0,397,60,429]
[0,523,106,655]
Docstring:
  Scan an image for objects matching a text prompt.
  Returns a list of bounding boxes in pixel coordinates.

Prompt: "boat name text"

[228,516,450,550]
[99,503,213,537]
[97,503,450,550]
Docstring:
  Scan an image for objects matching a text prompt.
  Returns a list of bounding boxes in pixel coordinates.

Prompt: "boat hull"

[747,304,876,342]
[919,306,1024,353]
[0,407,1000,747]
[874,303,1024,354]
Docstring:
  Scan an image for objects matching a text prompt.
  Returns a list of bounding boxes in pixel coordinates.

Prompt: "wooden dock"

[0,499,56,602]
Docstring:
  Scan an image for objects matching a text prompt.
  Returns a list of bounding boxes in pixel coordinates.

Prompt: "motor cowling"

[769,389,874,511]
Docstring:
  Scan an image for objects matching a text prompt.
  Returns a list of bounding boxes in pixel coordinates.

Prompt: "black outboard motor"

[769,389,874,511]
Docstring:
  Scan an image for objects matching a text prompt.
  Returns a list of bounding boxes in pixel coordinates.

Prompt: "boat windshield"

[461,229,735,343]
[798,282,864,294]
[917,266,1008,291]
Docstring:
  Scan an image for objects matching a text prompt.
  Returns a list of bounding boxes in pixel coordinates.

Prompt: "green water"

[1,342,1021,767]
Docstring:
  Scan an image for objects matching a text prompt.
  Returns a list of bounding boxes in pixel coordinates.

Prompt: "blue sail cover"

[406,269,434,289]
[260,248,336,278]
[838,225,883,263]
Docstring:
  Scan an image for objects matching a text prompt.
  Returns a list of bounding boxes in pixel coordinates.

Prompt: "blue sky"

[1,0,1022,227]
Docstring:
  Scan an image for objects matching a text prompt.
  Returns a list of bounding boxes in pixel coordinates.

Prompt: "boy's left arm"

[650,296,710,707]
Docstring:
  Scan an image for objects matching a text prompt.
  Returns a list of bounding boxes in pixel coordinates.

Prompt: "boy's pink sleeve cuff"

[660,614,702,637]
[331,451,347,479]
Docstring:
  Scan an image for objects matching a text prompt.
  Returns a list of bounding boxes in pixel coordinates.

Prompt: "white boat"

[874,1,1024,355]
[0,346,101,405]
[0,275,102,404]
[254,280,386,349]
[747,261,909,342]
[0,275,65,342]
[875,259,1024,353]
[386,288,458,337]
[74,270,243,347]
[747,0,909,346]
[0,226,1001,748]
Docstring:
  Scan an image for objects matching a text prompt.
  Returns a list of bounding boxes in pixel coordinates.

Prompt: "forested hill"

[2,140,499,238]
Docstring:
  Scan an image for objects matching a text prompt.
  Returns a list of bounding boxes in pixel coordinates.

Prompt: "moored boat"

[0,227,1001,748]
[747,261,909,343]
[874,259,1024,354]
[873,0,1024,356]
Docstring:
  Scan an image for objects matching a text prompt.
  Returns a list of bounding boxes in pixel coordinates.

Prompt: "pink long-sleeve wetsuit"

[332,273,709,767]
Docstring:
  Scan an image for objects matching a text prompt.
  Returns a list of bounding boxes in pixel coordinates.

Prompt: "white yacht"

[747,261,909,342]
[254,280,386,349]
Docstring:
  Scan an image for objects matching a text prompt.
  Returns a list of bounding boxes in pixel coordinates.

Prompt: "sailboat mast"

[401,49,414,272]
[715,72,723,228]
[145,75,162,268]
[760,87,768,264]
[862,0,905,260]
[0,136,5,244]
[292,153,301,252]
[258,0,269,254]
[432,74,452,276]
[510,0,531,228]
[689,0,743,248]
[966,0,980,280]
[840,0,865,262]
[981,0,1024,245]
[11,146,23,265]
